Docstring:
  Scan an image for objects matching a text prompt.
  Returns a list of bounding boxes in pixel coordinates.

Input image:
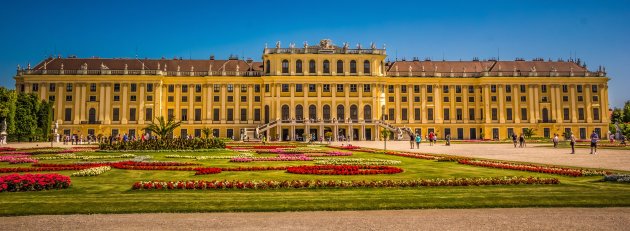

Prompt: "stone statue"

[289,43,295,48]
[1,118,6,133]
[157,63,160,70]
[54,121,59,131]
[303,41,308,49]
[177,65,180,72]
[357,43,362,49]
[615,122,621,140]
[236,65,240,72]
[275,41,281,49]
[343,42,349,50]
[371,42,376,50]
[60,63,64,70]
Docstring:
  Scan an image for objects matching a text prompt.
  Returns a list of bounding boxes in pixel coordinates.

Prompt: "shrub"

[99,137,225,150]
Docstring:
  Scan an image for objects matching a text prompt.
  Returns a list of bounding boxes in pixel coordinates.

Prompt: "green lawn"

[1,145,629,216]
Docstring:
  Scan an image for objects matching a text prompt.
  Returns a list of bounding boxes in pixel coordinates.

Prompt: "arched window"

[350,60,357,73]
[363,60,370,74]
[88,108,96,123]
[282,105,290,120]
[309,60,316,73]
[296,105,304,121]
[323,105,331,121]
[295,60,303,74]
[323,60,330,74]
[265,60,270,74]
[309,105,317,120]
[350,105,358,122]
[364,105,372,122]
[281,59,289,74]
[337,104,345,122]
[336,60,344,74]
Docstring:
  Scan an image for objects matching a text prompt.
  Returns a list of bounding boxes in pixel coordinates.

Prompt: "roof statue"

[60,63,64,70]
[236,65,239,72]
[275,41,281,49]
[164,64,167,71]
[81,63,88,70]
[357,43,362,49]
[303,41,308,49]
[16,64,20,71]
[124,64,128,70]
[320,39,333,49]
[343,42,349,50]
[191,66,194,72]
[409,65,413,72]
[177,65,180,72]
[157,63,160,70]
[371,42,376,50]
[289,42,295,49]
[27,63,31,69]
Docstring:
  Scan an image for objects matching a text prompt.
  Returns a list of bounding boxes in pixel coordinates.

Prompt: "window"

[227,96,233,102]
[401,108,408,120]
[213,108,219,121]
[456,108,463,120]
[168,84,174,92]
[227,108,234,121]
[323,60,330,73]
[455,85,462,93]
[577,85,583,93]
[469,97,475,102]
[323,84,330,92]
[336,84,344,92]
[227,129,233,139]
[213,84,220,92]
[469,108,475,120]
[227,84,233,92]
[578,108,585,120]
[563,96,569,102]
[129,108,136,121]
[195,108,202,121]
[563,108,570,121]
[468,86,474,93]
[295,84,303,92]
[414,108,421,120]
[388,108,394,121]
[443,85,449,93]
[181,109,188,121]
[506,108,513,121]
[309,84,316,92]
[402,97,407,102]
[520,85,526,93]
[490,85,496,93]
[196,84,202,93]
[443,108,450,120]
[281,60,289,73]
[521,108,528,120]
[130,83,137,92]
[145,108,153,121]
[48,95,55,102]
[147,83,153,92]
[254,96,260,102]
[168,96,174,102]
[363,84,371,92]
[491,108,498,120]
[89,96,96,102]
[491,96,497,102]
[181,96,187,102]
[562,85,568,93]
[282,84,289,92]
[240,85,247,93]
[66,95,72,101]
[541,85,547,93]
[336,60,344,73]
[350,60,357,73]
[578,96,584,102]
[254,108,261,121]
[427,96,433,102]
[240,108,247,121]
[505,85,511,93]
[195,96,201,102]
[506,96,512,102]
[265,60,270,74]
[350,84,357,92]
[89,83,96,92]
[240,96,247,102]
[401,85,407,93]
[181,129,188,138]
[309,60,316,73]
[456,97,462,102]
[427,85,433,93]
[593,108,600,120]
[592,96,599,102]
[414,85,421,93]
[113,95,120,101]
[521,96,526,102]
[542,96,549,102]
[443,97,449,102]
[427,108,434,120]
[181,85,188,93]
[388,85,394,93]
[112,108,119,121]
[49,83,56,92]
[363,60,370,73]
[167,109,174,120]
[414,97,420,102]
[67,83,73,92]
[265,84,269,92]
[592,85,598,93]
[64,108,72,122]
[130,95,137,101]
[146,95,153,102]
[388,96,394,102]
[254,84,261,92]
[295,60,303,74]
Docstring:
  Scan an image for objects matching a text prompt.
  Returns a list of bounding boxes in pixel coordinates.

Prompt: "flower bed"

[110,161,201,171]
[602,174,630,183]
[194,167,222,175]
[0,166,96,173]
[132,176,559,190]
[0,147,17,152]
[313,158,401,166]
[0,155,38,164]
[227,145,296,150]
[458,159,609,177]
[71,166,112,177]
[383,152,440,160]
[164,153,254,160]
[286,165,403,175]
[194,166,290,175]
[0,173,71,192]
[34,154,136,160]
[229,156,313,162]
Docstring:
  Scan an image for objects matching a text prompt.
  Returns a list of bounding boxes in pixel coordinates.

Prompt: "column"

[421,85,427,123]
[189,84,194,124]
[394,84,401,123]
[221,84,227,122]
[121,83,128,124]
[407,84,413,123]
[602,84,609,123]
[570,84,577,123]
[235,84,240,123]
[450,85,455,124]
[344,83,350,122]
[498,84,505,123]
[139,83,145,124]
[513,84,520,123]
[555,85,563,123]
[533,85,540,122]
[99,83,105,122]
[528,85,535,123]
[104,84,111,124]
[585,84,592,123]
[73,83,81,124]
[483,84,490,123]
[463,85,469,122]
[436,84,443,123]
[550,85,557,121]
[80,83,87,122]
[56,83,63,124]
[202,84,209,122]
[248,84,254,123]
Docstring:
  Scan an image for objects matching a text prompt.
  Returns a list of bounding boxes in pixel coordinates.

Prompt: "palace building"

[14,39,610,141]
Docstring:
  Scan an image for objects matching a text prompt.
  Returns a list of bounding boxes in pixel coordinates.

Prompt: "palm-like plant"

[144,116,181,140]
[381,128,392,151]
[201,127,211,139]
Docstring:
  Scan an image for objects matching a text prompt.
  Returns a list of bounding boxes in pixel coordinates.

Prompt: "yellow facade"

[14,39,610,141]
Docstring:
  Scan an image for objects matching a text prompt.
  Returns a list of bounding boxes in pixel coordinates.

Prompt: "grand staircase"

[254,120,279,139]
[375,120,413,141]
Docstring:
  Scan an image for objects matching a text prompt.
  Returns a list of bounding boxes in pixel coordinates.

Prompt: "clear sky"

[1,0,628,107]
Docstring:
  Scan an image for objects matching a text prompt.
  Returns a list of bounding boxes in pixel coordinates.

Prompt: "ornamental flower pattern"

[286,165,403,175]
[0,173,71,192]
[71,166,112,177]
[458,159,610,177]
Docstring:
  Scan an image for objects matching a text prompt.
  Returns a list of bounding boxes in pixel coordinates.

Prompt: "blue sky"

[1,0,628,107]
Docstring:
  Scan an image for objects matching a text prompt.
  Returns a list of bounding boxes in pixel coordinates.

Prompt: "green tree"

[37,100,53,140]
[523,128,536,139]
[610,108,624,123]
[201,127,211,139]
[623,100,630,123]
[144,116,181,140]
[381,128,392,151]
[0,87,17,134]
[14,93,39,141]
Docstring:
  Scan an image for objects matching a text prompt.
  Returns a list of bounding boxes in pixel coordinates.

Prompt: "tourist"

[415,133,421,149]
[512,133,518,148]
[620,134,627,146]
[428,132,434,146]
[570,134,576,154]
[553,134,559,148]
[123,133,129,142]
[445,134,451,146]
[519,134,525,148]
[433,134,437,145]
[610,134,615,144]
[409,133,415,149]
[261,135,267,145]
[590,131,599,154]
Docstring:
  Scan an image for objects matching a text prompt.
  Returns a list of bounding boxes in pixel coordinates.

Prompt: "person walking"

[428,132,434,146]
[409,133,415,149]
[519,134,525,148]
[512,133,518,148]
[445,134,451,146]
[590,131,599,154]
[415,133,421,149]
[553,134,559,148]
[570,134,576,154]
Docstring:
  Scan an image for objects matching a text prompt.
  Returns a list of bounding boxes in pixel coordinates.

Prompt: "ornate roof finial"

[356,43,362,49]
[275,41,281,49]
[303,41,309,49]
[289,42,295,48]
[209,64,212,72]
[27,63,31,69]
[16,64,20,71]
[43,62,47,70]
[383,43,386,49]
[371,42,376,50]
[142,62,145,70]
[264,43,268,49]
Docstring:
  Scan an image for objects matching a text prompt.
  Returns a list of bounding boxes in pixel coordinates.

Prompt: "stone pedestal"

[55,133,60,143]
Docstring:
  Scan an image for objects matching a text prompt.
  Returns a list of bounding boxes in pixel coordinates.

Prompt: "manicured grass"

[1,145,629,216]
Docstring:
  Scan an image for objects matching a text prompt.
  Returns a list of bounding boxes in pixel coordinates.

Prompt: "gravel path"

[347,141,630,171]
[1,208,628,231]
